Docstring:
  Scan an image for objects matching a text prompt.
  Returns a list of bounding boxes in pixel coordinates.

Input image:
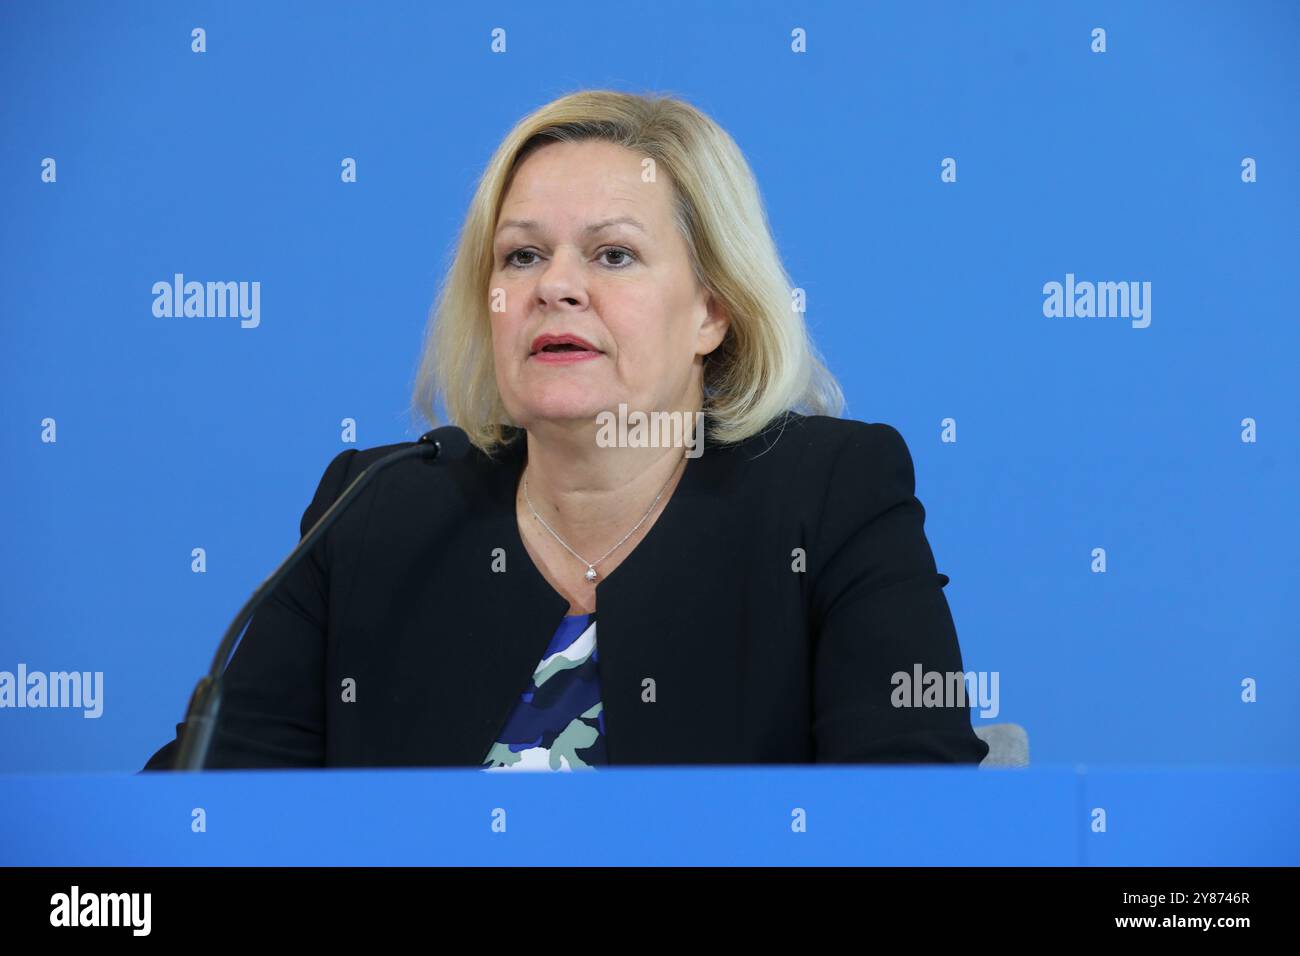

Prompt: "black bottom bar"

[0,866,1282,938]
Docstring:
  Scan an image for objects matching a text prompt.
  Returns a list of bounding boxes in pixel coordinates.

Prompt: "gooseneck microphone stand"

[172,427,468,770]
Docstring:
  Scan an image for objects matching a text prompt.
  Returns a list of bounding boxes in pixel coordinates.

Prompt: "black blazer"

[143,412,989,770]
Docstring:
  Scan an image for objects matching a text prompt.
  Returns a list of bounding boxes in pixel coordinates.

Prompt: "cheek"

[488,301,524,352]
[486,313,506,353]
[612,335,679,395]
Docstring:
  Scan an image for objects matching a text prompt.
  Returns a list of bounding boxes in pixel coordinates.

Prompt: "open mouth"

[529,334,603,361]
[531,343,603,363]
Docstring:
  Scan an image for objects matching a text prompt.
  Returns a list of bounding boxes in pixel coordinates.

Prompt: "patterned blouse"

[481,612,606,771]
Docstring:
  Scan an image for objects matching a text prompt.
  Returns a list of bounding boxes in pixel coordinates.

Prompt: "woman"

[144,90,988,771]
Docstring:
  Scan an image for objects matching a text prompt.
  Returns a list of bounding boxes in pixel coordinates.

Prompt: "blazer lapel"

[370,433,567,767]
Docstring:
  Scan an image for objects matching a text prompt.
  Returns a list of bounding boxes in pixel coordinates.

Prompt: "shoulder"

[300,439,441,536]
[325,440,421,477]
[302,441,412,504]
[312,435,485,489]
[305,432,521,526]
[725,412,916,494]
[702,413,922,546]
[767,417,935,598]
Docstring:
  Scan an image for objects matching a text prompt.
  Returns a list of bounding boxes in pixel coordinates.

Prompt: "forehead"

[496,140,670,233]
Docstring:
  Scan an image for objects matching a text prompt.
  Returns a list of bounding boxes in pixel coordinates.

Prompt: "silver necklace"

[523,453,686,584]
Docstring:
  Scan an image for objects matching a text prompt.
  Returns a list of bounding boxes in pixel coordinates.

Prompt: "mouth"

[529,334,604,363]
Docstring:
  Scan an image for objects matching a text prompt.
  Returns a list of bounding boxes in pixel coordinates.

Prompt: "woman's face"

[488,139,728,433]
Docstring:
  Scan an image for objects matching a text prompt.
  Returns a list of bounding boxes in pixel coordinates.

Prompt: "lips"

[529,333,602,356]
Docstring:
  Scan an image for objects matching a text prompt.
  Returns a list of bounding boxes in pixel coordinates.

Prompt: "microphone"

[172,426,470,770]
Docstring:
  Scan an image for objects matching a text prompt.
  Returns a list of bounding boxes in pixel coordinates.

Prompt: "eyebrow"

[493,216,648,239]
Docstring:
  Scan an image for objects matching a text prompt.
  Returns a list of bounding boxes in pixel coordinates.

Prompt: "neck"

[519,420,692,557]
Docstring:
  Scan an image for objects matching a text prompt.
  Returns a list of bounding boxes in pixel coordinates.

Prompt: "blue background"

[1,0,1296,772]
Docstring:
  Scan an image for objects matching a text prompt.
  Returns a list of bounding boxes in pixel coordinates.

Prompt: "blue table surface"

[1,765,1295,866]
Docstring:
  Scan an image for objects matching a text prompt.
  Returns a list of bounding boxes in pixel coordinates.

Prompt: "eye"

[599,247,636,267]
[504,248,539,269]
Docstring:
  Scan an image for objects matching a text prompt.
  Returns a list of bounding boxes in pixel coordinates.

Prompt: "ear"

[695,293,731,357]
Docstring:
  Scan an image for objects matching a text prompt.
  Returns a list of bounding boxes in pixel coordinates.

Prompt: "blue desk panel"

[0,766,1293,866]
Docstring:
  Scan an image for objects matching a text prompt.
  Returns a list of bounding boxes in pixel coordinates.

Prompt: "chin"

[514,396,611,430]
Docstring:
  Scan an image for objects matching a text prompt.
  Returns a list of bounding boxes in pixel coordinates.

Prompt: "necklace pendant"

[584,566,598,583]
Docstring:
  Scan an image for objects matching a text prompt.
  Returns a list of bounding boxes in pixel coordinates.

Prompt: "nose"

[535,249,588,311]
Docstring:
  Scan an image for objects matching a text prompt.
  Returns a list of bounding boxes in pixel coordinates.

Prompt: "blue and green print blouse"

[481,612,606,771]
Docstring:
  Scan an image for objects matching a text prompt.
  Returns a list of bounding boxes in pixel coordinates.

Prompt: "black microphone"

[172,426,470,770]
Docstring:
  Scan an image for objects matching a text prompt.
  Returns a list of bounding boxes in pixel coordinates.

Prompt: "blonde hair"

[410,89,844,455]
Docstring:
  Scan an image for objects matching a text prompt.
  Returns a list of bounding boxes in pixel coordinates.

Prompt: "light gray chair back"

[975,722,1029,767]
